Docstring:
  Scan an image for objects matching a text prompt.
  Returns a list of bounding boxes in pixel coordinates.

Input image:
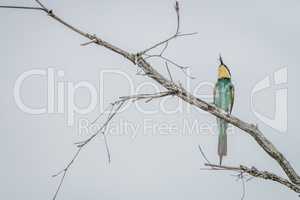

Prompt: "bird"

[213,56,235,165]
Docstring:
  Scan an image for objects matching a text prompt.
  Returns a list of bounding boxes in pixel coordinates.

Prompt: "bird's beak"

[219,54,224,65]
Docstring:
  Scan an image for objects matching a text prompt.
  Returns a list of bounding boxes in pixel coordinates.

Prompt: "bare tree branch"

[205,163,300,193]
[1,0,299,198]
[197,145,293,198]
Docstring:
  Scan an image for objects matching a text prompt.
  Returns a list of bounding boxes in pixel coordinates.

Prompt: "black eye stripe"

[225,66,231,76]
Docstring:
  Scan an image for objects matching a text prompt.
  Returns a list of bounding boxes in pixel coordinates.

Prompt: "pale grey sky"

[0,0,299,200]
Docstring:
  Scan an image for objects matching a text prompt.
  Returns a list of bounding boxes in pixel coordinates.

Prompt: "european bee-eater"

[213,56,235,165]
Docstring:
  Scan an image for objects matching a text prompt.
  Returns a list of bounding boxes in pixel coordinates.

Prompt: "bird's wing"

[213,83,219,105]
[229,84,234,114]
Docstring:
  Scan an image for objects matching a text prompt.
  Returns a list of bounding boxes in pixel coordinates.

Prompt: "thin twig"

[52,169,67,200]
[90,105,112,125]
[119,91,173,103]
[160,42,169,56]
[197,145,212,165]
[165,62,173,82]
[175,1,180,34]
[241,175,246,200]
[230,172,249,200]
[34,0,47,10]
[52,148,81,200]
[144,54,195,79]
[144,54,188,70]
[81,39,97,46]
[75,102,124,148]
[102,125,111,163]
[0,5,46,11]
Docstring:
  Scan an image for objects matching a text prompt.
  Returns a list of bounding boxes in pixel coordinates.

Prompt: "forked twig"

[137,1,196,80]
[51,91,172,199]
[52,101,125,199]
[35,0,47,10]
[197,142,245,200]
[144,54,195,79]
[204,163,300,193]
[138,1,197,55]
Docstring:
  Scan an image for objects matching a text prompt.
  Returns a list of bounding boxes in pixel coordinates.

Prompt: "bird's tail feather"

[218,119,227,165]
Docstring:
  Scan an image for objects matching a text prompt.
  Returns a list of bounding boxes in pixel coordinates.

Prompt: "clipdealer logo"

[13,67,213,128]
[13,67,288,134]
[251,67,288,132]
[14,68,97,126]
